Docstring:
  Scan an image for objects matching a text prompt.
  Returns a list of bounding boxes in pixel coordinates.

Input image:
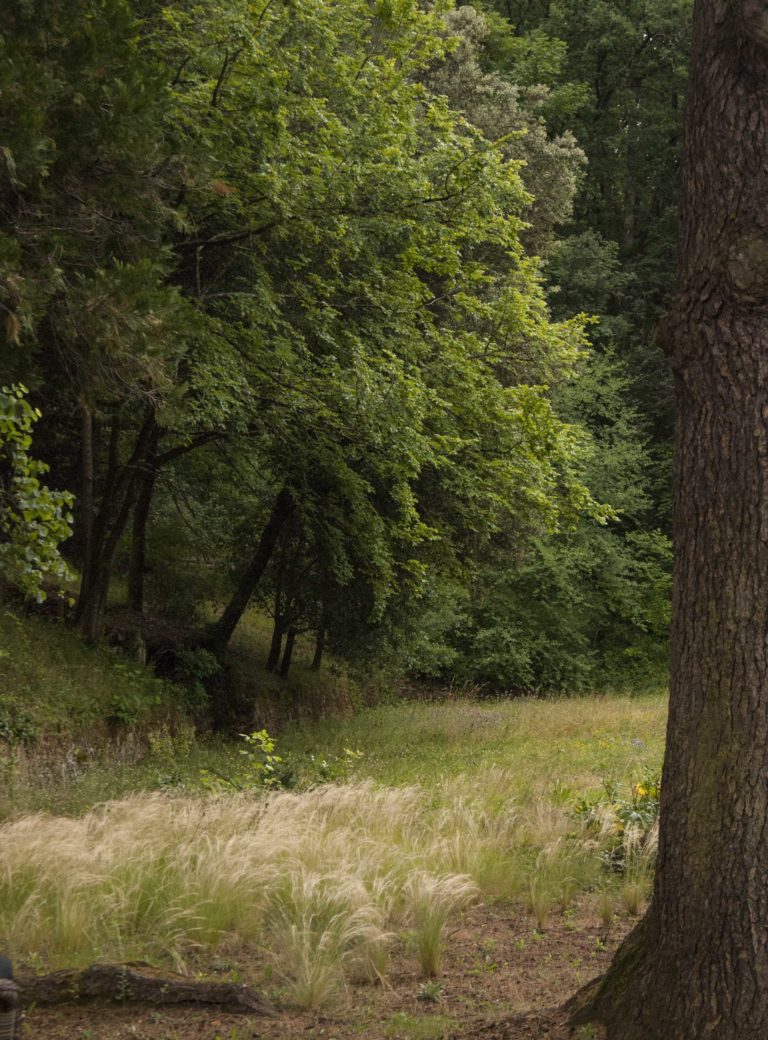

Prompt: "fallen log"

[17,964,272,1015]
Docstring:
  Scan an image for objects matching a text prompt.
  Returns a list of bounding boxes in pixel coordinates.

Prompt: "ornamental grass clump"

[403,872,478,977]
[270,872,391,1007]
[0,785,480,995]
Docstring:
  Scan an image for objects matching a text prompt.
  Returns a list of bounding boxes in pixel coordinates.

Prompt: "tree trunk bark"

[75,410,158,640]
[266,615,284,672]
[279,627,296,677]
[207,487,294,658]
[125,429,220,616]
[127,465,156,615]
[311,626,325,671]
[18,963,272,1014]
[79,398,95,582]
[574,4,768,1038]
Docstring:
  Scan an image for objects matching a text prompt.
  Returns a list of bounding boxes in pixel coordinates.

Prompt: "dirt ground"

[22,900,630,1040]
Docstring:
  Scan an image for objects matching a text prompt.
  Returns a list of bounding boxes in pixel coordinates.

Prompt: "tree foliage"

[0,0,676,706]
[0,386,73,600]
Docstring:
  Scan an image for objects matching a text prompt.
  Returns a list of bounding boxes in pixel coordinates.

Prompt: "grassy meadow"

[0,692,667,1013]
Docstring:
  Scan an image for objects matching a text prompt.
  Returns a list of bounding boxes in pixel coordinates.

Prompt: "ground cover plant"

[0,611,174,742]
[0,694,665,1028]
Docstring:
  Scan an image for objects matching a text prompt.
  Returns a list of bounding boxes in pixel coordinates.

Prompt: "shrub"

[0,386,73,602]
[575,773,660,874]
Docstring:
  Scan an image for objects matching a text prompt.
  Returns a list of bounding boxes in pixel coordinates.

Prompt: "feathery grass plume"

[270,873,391,1007]
[618,819,657,916]
[403,872,478,977]
[595,887,615,931]
[0,712,664,1007]
[0,785,473,995]
[526,874,554,931]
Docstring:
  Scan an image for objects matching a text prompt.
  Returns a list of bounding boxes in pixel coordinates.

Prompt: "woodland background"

[0,0,690,720]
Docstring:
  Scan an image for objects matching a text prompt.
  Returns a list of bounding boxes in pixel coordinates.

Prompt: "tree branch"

[211,47,245,109]
[179,221,278,249]
[154,431,223,468]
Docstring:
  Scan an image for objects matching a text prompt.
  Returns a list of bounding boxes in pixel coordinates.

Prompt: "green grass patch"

[0,609,174,739]
[279,694,667,796]
[384,1013,458,1039]
[0,607,668,1004]
[0,695,667,997]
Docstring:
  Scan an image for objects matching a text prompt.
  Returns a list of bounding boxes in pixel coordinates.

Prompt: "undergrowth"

[0,610,173,739]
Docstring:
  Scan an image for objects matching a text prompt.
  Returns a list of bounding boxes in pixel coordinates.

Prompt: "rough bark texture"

[574,2,768,1037]
[17,964,272,1015]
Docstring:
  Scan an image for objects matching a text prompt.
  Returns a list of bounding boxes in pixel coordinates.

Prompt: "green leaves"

[142,0,600,640]
[2,0,652,681]
[0,386,74,601]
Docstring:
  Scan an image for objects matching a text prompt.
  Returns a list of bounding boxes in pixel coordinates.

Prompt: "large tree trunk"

[207,487,294,659]
[574,4,768,1038]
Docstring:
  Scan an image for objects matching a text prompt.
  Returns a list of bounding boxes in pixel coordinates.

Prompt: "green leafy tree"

[0,0,202,637]
[0,386,73,601]
[479,0,692,529]
[425,6,585,254]
[1,0,652,714]
[146,0,603,659]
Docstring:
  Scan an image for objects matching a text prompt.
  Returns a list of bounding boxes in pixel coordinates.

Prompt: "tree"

[0,0,202,637]
[440,252,672,695]
[161,0,602,660]
[0,386,73,601]
[480,0,693,530]
[570,2,768,1036]
[0,0,626,699]
[423,6,585,255]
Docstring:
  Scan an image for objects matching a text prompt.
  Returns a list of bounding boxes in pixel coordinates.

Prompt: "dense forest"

[0,0,691,716]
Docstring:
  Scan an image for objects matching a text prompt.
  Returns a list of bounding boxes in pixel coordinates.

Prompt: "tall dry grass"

[1,785,481,1005]
[0,758,660,1005]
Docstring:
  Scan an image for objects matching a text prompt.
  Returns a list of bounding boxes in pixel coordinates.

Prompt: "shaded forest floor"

[24,900,627,1040]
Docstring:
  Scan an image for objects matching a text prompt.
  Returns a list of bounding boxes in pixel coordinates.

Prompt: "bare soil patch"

[23,900,630,1040]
